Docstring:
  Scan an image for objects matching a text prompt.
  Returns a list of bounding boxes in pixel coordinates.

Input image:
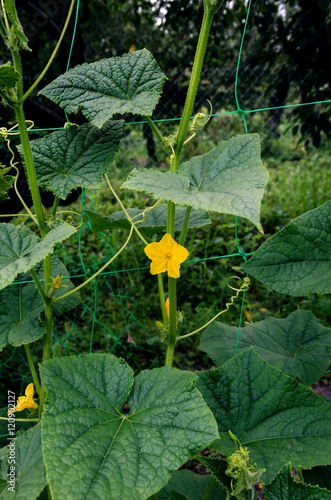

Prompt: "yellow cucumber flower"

[144,233,189,279]
[9,383,38,413]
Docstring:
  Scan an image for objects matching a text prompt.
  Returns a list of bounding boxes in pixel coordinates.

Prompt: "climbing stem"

[173,2,215,170]
[12,49,23,100]
[24,345,41,398]
[144,116,164,146]
[14,105,48,237]
[165,277,177,366]
[51,196,59,218]
[179,206,192,246]
[29,268,48,305]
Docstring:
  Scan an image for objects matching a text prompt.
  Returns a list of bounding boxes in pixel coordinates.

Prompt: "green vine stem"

[165,0,216,366]
[24,344,41,398]
[14,105,48,236]
[144,116,164,146]
[17,0,77,106]
[179,206,192,246]
[173,0,216,171]
[165,276,177,365]
[29,268,48,305]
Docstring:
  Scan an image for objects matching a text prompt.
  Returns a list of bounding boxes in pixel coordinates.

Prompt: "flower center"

[166,253,172,259]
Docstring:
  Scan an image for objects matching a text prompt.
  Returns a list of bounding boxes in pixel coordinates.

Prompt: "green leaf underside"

[40,354,219,500]
[302,465,331,490]
[0,62,19,88]
[122,134,269,231]
[39,49,166,128]
[199,310,331,386]
[244,200,331,295]
[196,349,331,484]
[0,256,80,351]
[17,121,123,199]
[0,223,76,291]
[0,423,46,500]
[85,204,210,236]
[158,469,227,500]
[262,464,331,499]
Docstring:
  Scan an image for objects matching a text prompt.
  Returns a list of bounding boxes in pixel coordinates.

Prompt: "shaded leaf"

[0,223,76,290]
[40,354,218,500]
[122,134,269,231]
[263,464,331,499]
[40,49,166,128]
[0,62,19,88]
[0,423,46,500]
[0,166,14,203]
[302,465,331,491]
[244,200,331,295]
[85,204,210,236]
[196,349,331,484]
[0,256,81,351]
[199,310,331,385]
[195,456,232,494]
[18,121,123,199]
[158,469,227,500]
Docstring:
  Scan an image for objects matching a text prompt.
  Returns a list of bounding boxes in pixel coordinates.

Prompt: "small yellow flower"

[52,275,63,289]
[9,383,38,414]
[144,233,189,279]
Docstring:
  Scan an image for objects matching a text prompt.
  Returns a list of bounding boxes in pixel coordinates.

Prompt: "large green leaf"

[158,469,227,500]
[244,200,331,295]
[17,121,123,199]
[39,49,166,128]
[85,204,210,236]
[262,464,331,499]
[199,310,331,385]
[196,349,331,484]
[0,62,19,88]
[122,134,269,231]
[40,354,218,500]
[0,257,80,351]
[0,223,76,290]
[0,423,46,500]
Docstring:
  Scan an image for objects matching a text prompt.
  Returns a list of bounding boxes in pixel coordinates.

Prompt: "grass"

[1,113,330,406]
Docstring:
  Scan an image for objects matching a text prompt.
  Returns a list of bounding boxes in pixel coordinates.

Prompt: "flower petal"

[25,383,35,397]
[150,258,168,275]
[144,242,166,260]
[167,259,181,279]
[172,243,189,264]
